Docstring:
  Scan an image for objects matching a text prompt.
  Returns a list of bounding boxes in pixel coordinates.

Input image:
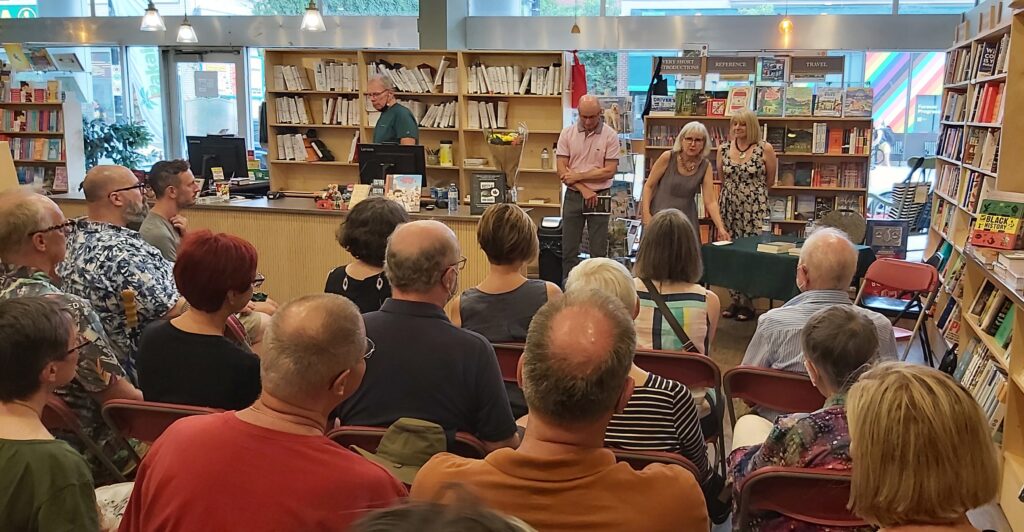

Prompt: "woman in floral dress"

[716,109,777,321]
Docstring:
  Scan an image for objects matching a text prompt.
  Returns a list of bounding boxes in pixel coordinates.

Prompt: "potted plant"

[83,119,154,170]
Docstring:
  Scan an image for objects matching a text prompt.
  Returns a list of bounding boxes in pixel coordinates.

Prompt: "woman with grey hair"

[641,121,729,241]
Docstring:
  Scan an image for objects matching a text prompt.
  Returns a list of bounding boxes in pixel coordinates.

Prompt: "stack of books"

[756,241,796,254]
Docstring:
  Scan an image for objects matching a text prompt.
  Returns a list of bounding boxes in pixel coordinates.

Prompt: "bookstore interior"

[2,0,1024,530]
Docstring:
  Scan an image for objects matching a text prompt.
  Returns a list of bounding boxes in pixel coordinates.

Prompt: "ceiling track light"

[301,0,327,32]
[140,0,165,32]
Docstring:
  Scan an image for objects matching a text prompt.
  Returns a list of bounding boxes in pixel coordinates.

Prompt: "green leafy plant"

[82,119,154,170]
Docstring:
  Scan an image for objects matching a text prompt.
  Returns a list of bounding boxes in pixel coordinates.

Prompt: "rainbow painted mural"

[866,51,945,134]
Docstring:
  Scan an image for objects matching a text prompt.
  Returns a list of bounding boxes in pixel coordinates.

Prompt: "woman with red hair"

[136,230,261,410]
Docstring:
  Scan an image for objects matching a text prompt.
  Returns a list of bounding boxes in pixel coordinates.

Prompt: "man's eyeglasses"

[363,337,376,360]
[367,90,390,98]
[29,218,78,237]
[109,182,148,195]
[449,257,467,272]
[68,337,93,355]
[252,273,266,289]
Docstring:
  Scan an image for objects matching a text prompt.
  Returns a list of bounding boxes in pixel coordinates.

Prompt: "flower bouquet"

[483,122,529,203]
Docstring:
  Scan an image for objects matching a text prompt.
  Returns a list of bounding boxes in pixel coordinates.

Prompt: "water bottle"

[761,214,772,239]
[540,147,551,170]
[447,183,459,215]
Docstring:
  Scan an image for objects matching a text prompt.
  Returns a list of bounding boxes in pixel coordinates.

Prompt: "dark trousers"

[561,187,610,283]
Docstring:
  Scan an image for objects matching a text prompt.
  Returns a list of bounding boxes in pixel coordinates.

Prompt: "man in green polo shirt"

[367,75,419,145]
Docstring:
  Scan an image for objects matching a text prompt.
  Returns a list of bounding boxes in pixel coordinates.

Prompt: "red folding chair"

[101,399,221,465]
[43,395,128,483]
[492,343,525,383]
[327,425,487,459]
[735,467,867,529]
[634,348,726,475]
[612,449,701,481]
[853,257,939,364]
[723,366,825,425]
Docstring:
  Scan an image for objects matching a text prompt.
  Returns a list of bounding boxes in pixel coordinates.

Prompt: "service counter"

[52,192,490,306]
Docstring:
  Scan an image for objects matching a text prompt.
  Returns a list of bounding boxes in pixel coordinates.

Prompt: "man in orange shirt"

[411,290,709,531]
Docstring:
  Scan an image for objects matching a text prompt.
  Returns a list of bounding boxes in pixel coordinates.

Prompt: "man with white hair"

[557,94,621,281]
[367,74,418,145]
[742,227,897,373]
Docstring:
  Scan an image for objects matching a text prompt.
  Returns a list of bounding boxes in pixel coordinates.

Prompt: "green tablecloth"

[701,235,876,302]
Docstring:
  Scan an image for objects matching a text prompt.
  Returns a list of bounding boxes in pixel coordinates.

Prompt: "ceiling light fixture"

[140,1,165,32]
[301,0,327,32]
[177,15,198,43]
[570,0,581,34]
[778,0,793,35]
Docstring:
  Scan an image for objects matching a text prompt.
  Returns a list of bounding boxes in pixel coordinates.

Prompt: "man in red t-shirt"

[119,294,407,532]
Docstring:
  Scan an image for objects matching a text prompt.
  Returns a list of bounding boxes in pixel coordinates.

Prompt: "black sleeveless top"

[324,266,390,314]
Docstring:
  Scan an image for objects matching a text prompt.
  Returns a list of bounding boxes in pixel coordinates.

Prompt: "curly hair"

[337,197,409,267]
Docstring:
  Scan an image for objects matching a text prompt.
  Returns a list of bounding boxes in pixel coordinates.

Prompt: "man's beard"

[125,201,149,230]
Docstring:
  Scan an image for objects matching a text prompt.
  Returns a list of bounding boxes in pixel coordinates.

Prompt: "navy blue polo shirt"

[335,299,516,444]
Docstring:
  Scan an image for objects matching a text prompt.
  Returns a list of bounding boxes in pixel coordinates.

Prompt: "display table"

[701,235,876,302]
[51,192,488,306]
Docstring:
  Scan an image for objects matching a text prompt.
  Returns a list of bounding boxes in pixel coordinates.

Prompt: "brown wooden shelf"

[0,130,64,135]
[13,159,65,164]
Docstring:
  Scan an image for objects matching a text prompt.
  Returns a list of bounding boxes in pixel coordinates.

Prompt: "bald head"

[0,190,62,257]
[799,227,858,291]
[384,220,460,294]
[578,95,602,114]
[260,294,365,404]
[522,289,635,426]
[82,165,139,203]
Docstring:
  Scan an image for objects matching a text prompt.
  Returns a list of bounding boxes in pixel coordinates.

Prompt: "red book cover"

[827,130,843,153]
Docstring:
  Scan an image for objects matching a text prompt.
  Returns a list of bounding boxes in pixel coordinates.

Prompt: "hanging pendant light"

[570,0,581,34]
[301,0,327,32]
[177,15,198,43]
[778,0,793,35]
[140,1,166,32]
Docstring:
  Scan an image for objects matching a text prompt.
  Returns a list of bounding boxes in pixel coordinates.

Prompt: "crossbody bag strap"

[641,278,697,352]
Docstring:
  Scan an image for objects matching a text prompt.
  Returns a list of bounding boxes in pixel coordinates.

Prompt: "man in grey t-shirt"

[139,160,200,261]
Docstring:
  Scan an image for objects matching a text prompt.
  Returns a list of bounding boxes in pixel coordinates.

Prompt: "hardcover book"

[385,174,423,213]
[784,86,813,116]
[813,87,843,117]
[970,200,1024,250]
[843,87,874,117]
[755,86,784,117]
[725,86,753,116]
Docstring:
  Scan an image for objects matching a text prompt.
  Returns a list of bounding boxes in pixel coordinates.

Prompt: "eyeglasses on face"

[108,182,148,195]
[252,273,266,289]
[363,337,375,360]
[682,137,705,144]
[367,90,390,98]
[68,337,93,355]
[449,257,467,272]
[29,218,78,237]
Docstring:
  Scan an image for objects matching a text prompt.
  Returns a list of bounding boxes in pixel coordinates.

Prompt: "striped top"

[604,372,711,482]
[634,278,711,354]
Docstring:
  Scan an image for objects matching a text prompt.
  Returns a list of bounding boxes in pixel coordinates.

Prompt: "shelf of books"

[263,49,565,206]
[927,2,1023,527]
[644,82,871,239]
[0,79,84,193]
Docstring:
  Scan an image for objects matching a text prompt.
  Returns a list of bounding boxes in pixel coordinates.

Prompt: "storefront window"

[126,46,166,167]
[898,0,976,14]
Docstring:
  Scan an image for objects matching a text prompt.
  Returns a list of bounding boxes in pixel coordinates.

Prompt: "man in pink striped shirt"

[556,95,622,283]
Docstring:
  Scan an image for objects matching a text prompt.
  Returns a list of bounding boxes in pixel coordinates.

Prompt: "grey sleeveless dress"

[650,155,709,236]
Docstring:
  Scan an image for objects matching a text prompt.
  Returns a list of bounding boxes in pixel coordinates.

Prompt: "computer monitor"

[358,144,426,185]
[186,135,248,188]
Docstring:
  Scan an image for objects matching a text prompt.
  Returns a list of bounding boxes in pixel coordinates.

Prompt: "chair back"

[612,449,701,481]
[44,395,129,482]
[327,425,488,459]
[633,348,721,390]
[858,258,938,295]
[723,366,824,423]
[736,467,867,528]
[492,343,525,383]
[101,399,221,444]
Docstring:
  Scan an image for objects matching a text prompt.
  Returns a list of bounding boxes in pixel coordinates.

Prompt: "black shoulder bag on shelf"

[641,278,697,352]
[641,57,669,118]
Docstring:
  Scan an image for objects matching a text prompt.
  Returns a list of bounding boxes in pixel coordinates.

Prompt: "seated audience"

[354,497,534,532]
[729,305,879,531]
[57,165,185,383]
[565,257,725,521]
[0,189,141,484]
[742,227,897,374]
[412,290,709,531]
[633,208,719,355]
[450,203,561,418]
[847,362,999,532]
[0,297,100,531]
[326,196,409,313]
[137,230,261,411]
[336,221,518,451]
[139,159,200,262]
[119,295,407,531]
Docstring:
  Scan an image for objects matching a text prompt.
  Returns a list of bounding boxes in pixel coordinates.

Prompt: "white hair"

[672,121,712,159]
[565,258,637,313]
[367,74,395,92]
[800,226,857,290]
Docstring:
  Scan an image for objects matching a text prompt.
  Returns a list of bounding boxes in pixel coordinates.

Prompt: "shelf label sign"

[790,56,845,80]
[706,57,755,80]
[660,57,702,76]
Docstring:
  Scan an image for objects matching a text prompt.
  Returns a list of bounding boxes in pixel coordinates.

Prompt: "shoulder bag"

[641,278,697,352]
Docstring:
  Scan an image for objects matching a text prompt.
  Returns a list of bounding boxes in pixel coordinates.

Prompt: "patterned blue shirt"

[57,220,179,383]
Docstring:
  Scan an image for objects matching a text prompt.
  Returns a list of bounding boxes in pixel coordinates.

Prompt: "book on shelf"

[996,251,1024,276]
[970,199,1024,250]
[13,165,59,187]
[385,174,423,213]
[961,171,984,213]
[468,100,508,129]
[984,297,1014,335]
[764,125,786,152]
[784,87,813,116]
[725,86,753,116]
[969,82,1004,123]
[674,89,701,116]
[368,59,436,94]
[976,41,999,77]
[0,108,62,132]
[320,96,360,126]
[957,341,1008,431]
[964,128,999,173]
[51,166,68,193]
[467,62,562,96]
[769,196,788,221]
[777,162,796,186]
[307,60,359,92]
[842,87,873,118]
[708,98,727,117]
[754,86,784,117]
[649,95,676,116]
[994,33,1011,75]
[274,96,312,125]
[756,241,796,254]
[783,126,813,153]
[811,122,828,153]
[978,290,1007,332]
[942,91,968,122]
[939,127,963,160]
[793,162,813,186]
[813,87,843,117]
[417,100,458,129]
[1,137,64,161]
[274,65,313,92]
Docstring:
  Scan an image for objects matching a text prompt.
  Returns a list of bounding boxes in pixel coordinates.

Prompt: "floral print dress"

[719,140,770,240]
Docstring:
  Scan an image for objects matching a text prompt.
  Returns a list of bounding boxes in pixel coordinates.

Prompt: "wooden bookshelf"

[263,49,566,205]
[927,1,1023,528]
[0,98,85,193]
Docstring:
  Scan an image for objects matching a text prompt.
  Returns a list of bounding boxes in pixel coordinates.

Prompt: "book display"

[264,49,565,209]
[0,90,84,193]
[645,60,872,241]
[926,3,1024,527]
